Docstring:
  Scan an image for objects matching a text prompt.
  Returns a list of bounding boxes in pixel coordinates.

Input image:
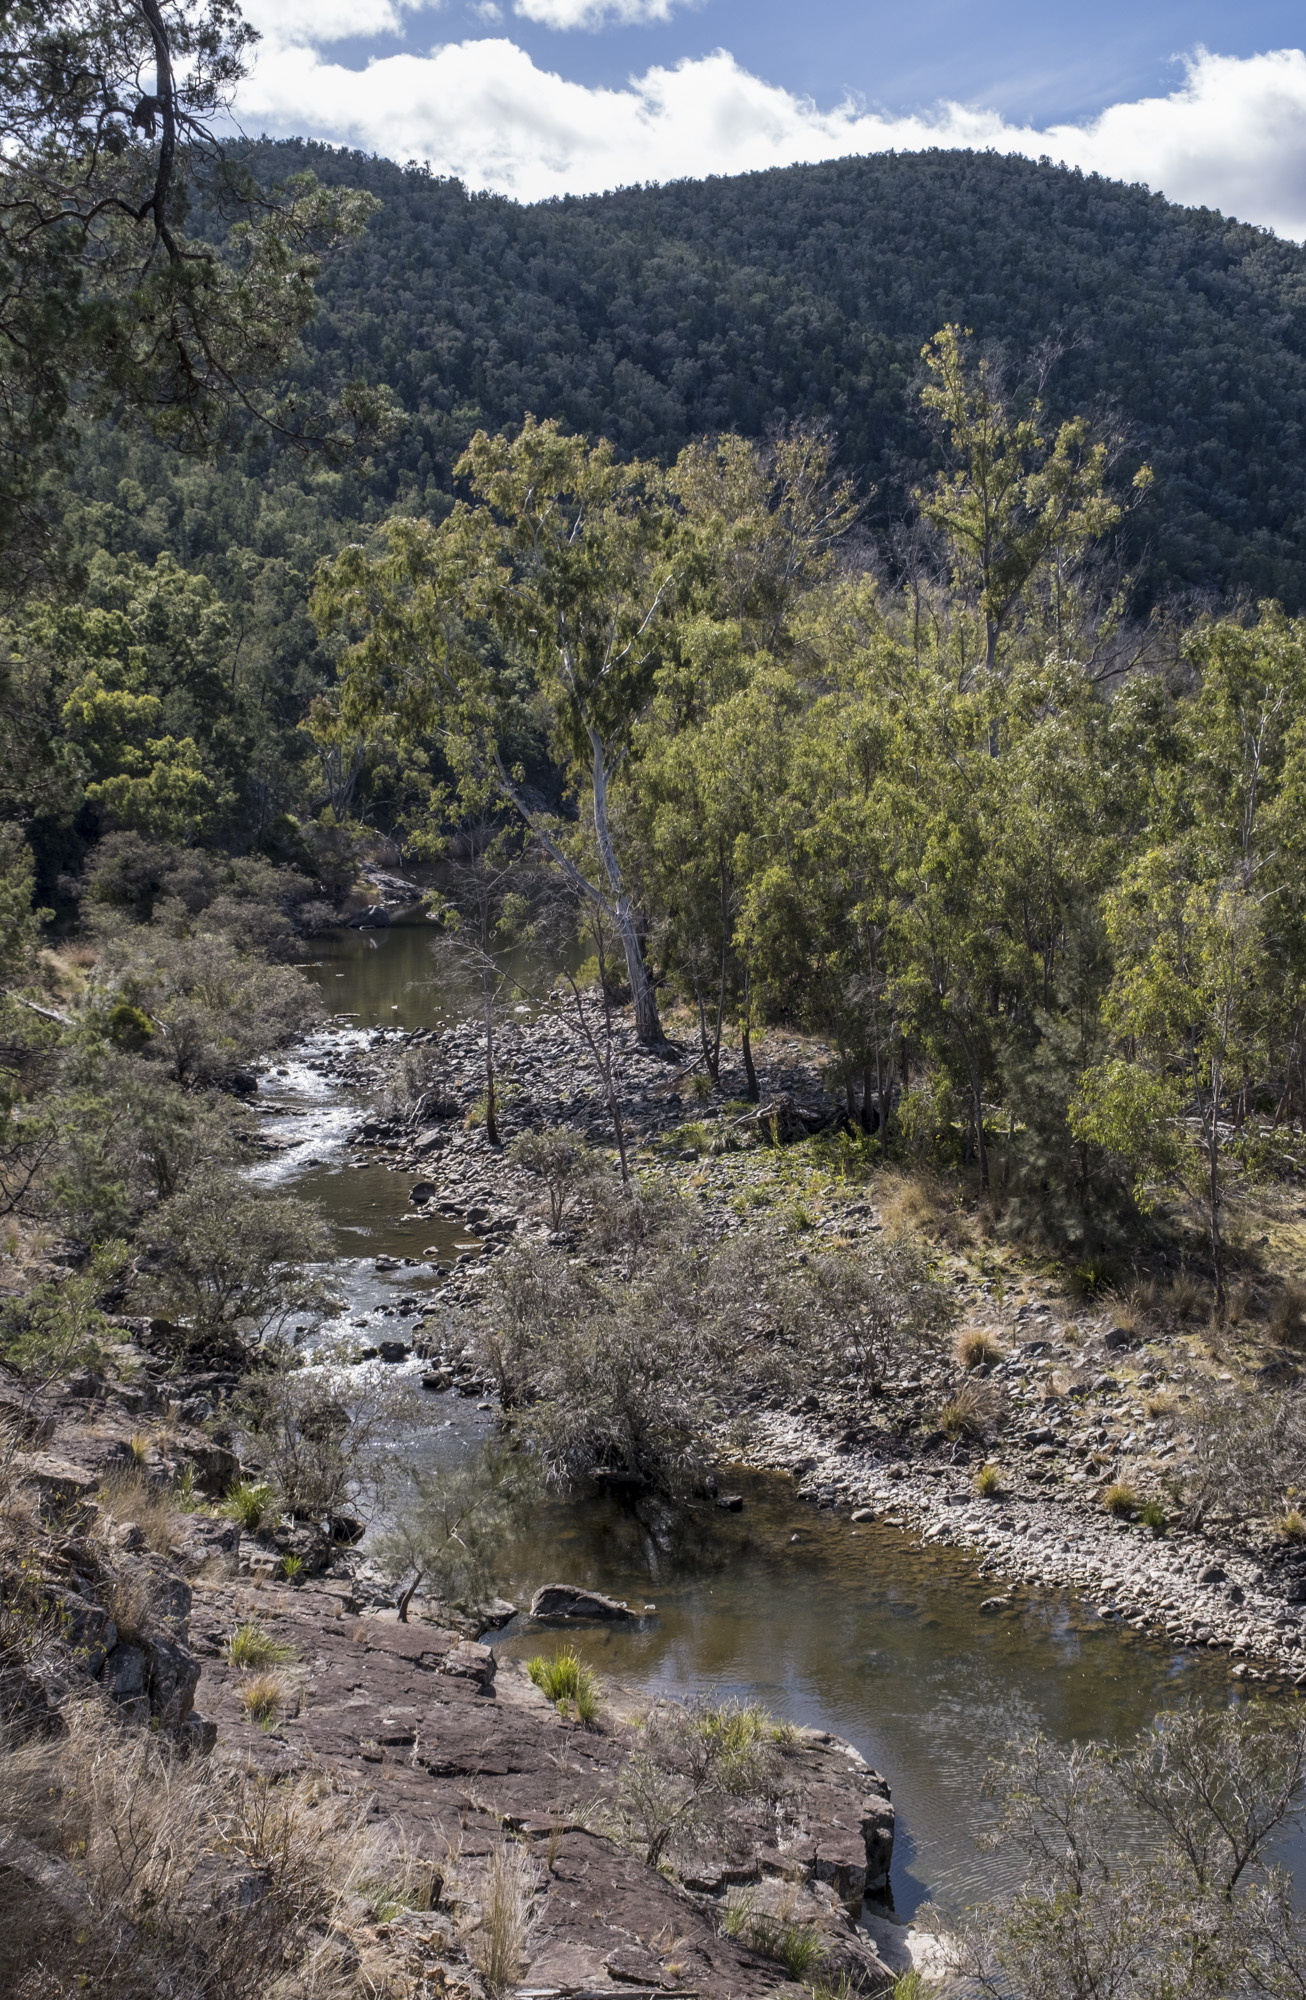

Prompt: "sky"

[231,1,1306,235]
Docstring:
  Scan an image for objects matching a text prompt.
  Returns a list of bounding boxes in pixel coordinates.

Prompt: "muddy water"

[257,919,1303,1922]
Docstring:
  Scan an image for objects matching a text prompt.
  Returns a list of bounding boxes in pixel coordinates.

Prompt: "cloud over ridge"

[234,23,1306,238]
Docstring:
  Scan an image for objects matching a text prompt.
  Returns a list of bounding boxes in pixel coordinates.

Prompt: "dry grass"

[240,1670,290,1728]
[0,1700,373,1999]
[95,1469,177,1557]
[458,1840,539,1998]
[938,1376,1007,1443]
[975,1463,1003,1498]
[875,1170,973,1248]
[956,1327,1004,1371]
[1102,1481,1139,1518]
[1275,1510,1306,1544]
[1270,1281,1306,1348]
[1164,1273,1207,1324]
[1143,1389,1178,1419]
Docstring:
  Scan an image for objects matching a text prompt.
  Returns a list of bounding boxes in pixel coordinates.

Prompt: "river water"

[254,912,1299,1922]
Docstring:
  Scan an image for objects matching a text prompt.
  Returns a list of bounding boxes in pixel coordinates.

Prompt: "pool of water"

[262,917,1304,1922]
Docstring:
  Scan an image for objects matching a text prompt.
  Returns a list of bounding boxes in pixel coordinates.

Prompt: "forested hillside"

[89,138,1306,610]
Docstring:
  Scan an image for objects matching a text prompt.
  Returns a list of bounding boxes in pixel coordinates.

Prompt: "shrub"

[957,1327,1004,1370]
[226,1619,295,1669]
[508,1127,603,1231]
[1102,1481,1138,1517]
[527,1644,601,1723]
[222,1480,276,1533]
[975,1462,1003,1498]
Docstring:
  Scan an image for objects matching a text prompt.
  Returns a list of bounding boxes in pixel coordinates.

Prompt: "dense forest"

[126,136,1306,607]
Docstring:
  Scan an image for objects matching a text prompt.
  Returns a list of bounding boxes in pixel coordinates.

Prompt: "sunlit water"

[253,914,1306,1921]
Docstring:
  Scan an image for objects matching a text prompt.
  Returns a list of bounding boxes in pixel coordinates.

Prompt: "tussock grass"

[221,1479,277,1533]
[956,1327,1004,1370]
[975,1462,1003,1498]
[96,1469,177,1556]
[460,1840,539,1998]
[527,1644,600,1723]
[240,1671,288,1728]
[1102,1481,1139,1518]
[227,1618,296,1669]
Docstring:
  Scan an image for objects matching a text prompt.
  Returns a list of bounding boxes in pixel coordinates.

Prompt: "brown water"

[259,918,1304,1922]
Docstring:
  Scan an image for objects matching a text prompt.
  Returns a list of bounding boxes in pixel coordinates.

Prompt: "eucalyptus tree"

[317,420,681,1045]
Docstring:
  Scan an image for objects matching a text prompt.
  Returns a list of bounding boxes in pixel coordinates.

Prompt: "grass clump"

[527,1644,601,1723]
[462,1840,539,1998]
[239,1671,287,1728]
[1102,1481,1139,1518]
[1275,1509,1306,1543]
[724,1887,826,1979]
[1139,1498,1167,1536]
[939,1377,1005,1442]
[956,1328,1004,1370]
[226,1619,295,1669]
[975,1462,1003,1498]
[221,1479,276,1533]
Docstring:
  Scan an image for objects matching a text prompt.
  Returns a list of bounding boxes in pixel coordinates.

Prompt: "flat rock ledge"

[192,1579,902,1996]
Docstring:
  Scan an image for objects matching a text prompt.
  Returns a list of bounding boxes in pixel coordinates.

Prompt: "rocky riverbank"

[3,1377,927,1998]
[293,999,1306,1683]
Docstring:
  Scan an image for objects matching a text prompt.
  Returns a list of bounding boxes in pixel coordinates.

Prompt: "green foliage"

[0,1241,125,1388]
[221,1483,277,1535]
[226,1619,295,1669]
[526,1644,601,1723]
[375,1443,541,1616]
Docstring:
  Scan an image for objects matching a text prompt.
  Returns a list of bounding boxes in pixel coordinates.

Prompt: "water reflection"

[485,1469,1282,1918]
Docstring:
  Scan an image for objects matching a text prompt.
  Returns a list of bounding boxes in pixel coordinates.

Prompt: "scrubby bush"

[508,1127,603,1230]
[376,1444,541,1618]
[136,1175,333,1361]
[944,1701,1306,2000]
[607,1699,786,1869]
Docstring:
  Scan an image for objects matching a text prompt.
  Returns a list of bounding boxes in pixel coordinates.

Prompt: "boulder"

[147,1633,201,1727]
[530,1583,633,1622]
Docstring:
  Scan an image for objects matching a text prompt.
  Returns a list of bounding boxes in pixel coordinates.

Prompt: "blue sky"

[305,1,1299,125]
[234,1,1306,229]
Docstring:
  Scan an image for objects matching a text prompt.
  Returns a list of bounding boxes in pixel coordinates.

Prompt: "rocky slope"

[3,1381,912,1998]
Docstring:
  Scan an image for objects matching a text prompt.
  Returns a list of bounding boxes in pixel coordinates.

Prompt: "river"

[252,909,1300,1922]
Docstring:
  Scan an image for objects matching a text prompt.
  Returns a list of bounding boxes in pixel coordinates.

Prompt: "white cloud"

[513,0,690,30]
[234,36,1306,237]
[240,1,435,49]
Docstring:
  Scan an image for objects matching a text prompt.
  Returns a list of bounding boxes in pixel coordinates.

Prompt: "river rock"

[530,1583,634,1621]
